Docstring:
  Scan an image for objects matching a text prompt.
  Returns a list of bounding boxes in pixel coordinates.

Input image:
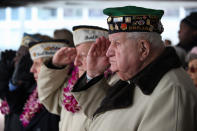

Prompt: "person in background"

[37,25,110,131]
[164,39,172,46]
[25,39,72,131]
[0,33,37,131]
[0,33,62,131]
[27,39,71,131]
[177,12,197,53]
[53,28,74,47]
[186,46,197,87]
[71,6,197,131]
[175,12,197,68]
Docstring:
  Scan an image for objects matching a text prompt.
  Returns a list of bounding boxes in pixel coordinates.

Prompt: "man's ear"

[138,40,150,61]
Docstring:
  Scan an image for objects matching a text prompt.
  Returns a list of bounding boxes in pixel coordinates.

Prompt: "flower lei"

[0,99,10,115]
[20,87,43,127]
[62,66,113,113]
[104,68,113,78]
[62,66,80,113]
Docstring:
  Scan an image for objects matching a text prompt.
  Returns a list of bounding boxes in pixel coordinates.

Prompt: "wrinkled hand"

[87,36,110,78]
[52,47,77,67]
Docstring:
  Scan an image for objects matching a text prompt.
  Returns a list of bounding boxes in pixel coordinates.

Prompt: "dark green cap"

[103,6,164,34]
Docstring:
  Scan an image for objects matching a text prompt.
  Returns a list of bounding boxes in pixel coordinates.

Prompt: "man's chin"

[116,71,130,81]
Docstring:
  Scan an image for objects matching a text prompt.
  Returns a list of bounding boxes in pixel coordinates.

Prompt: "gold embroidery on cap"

[109,24,114,31]
[107,17,112,23]
[125,17,131,23]
[115,24,119,30]
[146,19,150,25]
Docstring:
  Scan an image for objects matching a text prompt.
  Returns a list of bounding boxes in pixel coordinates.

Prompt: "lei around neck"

[20,87,43,127]
[63,66,80,113]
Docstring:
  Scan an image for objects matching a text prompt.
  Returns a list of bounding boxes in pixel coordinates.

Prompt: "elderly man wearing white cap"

[36,25,112,131]
[22,39,69,131]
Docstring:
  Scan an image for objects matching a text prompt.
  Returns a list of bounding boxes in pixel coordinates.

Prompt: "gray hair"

[126,32,163,49]
[186,53,197,63]
[185,46,197,63]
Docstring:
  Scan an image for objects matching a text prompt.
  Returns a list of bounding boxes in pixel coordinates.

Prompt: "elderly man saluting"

[72,6,197,131]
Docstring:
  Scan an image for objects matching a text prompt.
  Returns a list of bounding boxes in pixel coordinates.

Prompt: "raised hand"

[0,50,16,80]
[52,47,76,67]
[11,53,35,89]
[1,50,16,69]
[87,36,111,78]
[0,50,16,96]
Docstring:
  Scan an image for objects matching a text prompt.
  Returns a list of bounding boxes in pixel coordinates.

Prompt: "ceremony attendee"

[186,46,197,87]
[72,6,197,131]
[37,25,110,131]
[164,39,172,46]
[53,28,74,47]
[175,12,197,68]
[177,12,197,53]
[27,39,72,131]
[0,33,37,131]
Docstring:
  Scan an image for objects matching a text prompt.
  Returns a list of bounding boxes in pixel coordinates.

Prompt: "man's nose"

[30,64,35,73]
[106,43,114,57]
[74,55,82,67]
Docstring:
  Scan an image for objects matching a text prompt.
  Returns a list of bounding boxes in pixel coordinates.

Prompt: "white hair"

[126,32,163,49]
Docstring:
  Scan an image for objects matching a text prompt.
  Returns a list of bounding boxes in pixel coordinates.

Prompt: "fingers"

[70,54,77,62]
[95,38,101,56]
[88,42,97,57]
[100,37,106,52]
[53,47,76,66]
[88,36,110,57]
[67,48,77,60]
[55,47,68,57]
[97,36,110,56]
[105,38,111,52]
[58,47,76,57]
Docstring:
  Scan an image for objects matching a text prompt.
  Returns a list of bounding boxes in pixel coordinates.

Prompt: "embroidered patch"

[107,16,112,22]
[125,17,131,23]
[115,24,119,30]
[107,15,163,34]
[121,23,127,30]
[114,17,123,22]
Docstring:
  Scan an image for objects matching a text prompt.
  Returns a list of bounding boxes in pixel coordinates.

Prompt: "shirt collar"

[129,46,182,95]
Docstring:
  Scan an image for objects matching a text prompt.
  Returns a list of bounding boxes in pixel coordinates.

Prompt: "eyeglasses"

[187,66,197,73]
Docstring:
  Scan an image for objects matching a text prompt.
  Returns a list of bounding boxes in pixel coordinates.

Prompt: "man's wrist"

[52,62,65,68]
[46,59,66,69]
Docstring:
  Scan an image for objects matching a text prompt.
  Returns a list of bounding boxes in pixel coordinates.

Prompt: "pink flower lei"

[0,99,10,115]
[20,87,43,127]
[62,66,113,113]
[63,66,80,113]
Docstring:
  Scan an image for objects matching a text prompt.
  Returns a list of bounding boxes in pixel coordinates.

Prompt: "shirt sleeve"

[37,64,70,115]
[138,83,197,131]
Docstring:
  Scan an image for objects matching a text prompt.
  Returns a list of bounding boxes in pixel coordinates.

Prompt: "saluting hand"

[52,47,76,67]
[87,36,110,78]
